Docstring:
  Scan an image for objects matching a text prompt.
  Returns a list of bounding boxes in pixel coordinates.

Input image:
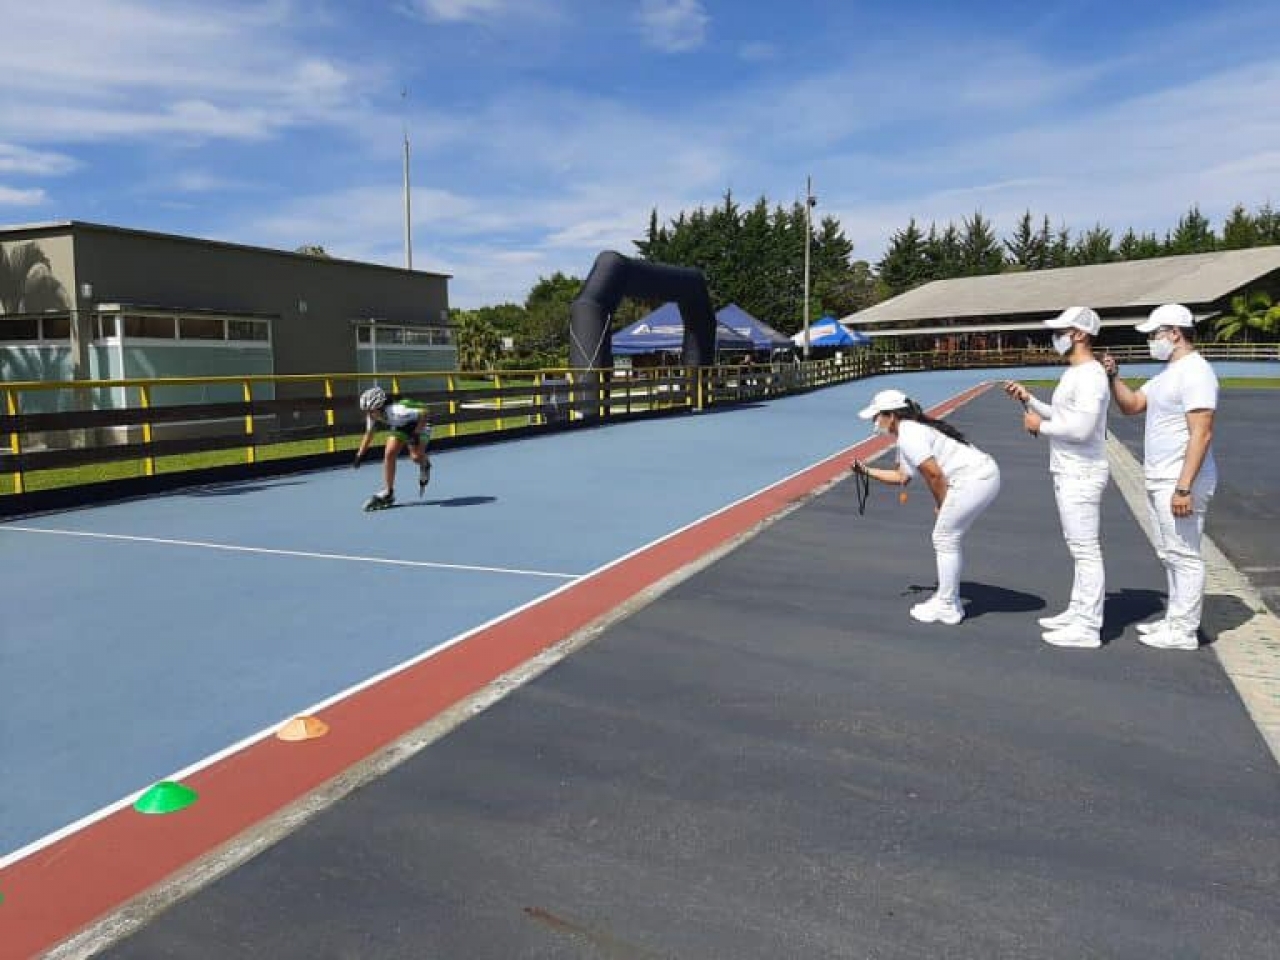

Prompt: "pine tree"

[1071,224,1114,265]
[1047,224,1072,268]
[1166,204,1217,254]
[959,211,1005,275]
[1254,203,1280,245]
[1220,204,1257,249]
[877,219,930,296]
[1005,210,1048,270]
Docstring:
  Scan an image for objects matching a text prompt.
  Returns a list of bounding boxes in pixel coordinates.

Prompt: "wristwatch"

[1174,487,1191,496]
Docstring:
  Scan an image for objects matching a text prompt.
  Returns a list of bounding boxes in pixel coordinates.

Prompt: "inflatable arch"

[569,251,716,369]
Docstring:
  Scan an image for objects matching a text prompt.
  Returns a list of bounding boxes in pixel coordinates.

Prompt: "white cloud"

[0,186,48,207]
[0,1,365,145]
[636,0,709,53]
[0,144,76,177]
[403,0,510,21]
[825,60,1280,263]
[171,171,259,193]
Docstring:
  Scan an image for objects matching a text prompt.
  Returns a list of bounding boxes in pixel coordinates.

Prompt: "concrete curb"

[1107,432,1280,765]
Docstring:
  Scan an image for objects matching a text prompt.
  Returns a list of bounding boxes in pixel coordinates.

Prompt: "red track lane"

[0,384,990,960]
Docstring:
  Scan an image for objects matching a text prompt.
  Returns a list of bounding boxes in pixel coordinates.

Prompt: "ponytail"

[893,399,970,445]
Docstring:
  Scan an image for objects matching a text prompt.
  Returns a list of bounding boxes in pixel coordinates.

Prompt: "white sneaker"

[1135,618,1166,635]
[1138,625,1198,651]
[910,598,964,625]
[1041,626,1101,649]
[1037,610,1077,630]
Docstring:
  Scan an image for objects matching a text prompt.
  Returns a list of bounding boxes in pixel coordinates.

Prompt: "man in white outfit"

[1103,304,1218,651]
[1004,306,1111,648]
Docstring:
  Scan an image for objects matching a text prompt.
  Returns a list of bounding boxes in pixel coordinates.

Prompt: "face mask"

[1052,332,1075,356]
[1148,336,1175,361]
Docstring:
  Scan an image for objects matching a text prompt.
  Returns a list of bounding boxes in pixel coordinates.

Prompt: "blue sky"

[2,0,1279,307]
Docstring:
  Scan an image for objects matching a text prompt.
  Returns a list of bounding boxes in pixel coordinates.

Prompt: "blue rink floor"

[1,362,1273,863]
[92,369,1280,960]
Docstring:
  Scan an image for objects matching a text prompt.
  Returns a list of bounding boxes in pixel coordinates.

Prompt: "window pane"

[41,315,71,339]
[0,317,39,340]
[357,326,371,344]
[123,315,175,338]
[179,316,225,340]
[94,314,120,339]
[228,319,269,341]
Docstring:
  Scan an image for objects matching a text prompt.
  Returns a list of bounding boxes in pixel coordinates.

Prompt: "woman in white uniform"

[852,389,1001,625]
[1003,306,1111,649]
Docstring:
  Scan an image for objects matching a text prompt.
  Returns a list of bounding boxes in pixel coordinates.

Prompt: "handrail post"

[324,378,337,453]
[447,374,458,438]
[138,384,156,477]
[535,372,545,425]
[242,380,256,464]
[495,374,504,432]
[6,388,24,494]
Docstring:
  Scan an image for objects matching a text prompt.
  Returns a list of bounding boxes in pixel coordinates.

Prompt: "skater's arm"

[353,422,377,466]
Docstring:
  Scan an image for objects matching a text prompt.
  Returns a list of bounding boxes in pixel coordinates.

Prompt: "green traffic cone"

[134,780,198,815]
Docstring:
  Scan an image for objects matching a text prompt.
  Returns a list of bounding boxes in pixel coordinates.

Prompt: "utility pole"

[402,88,413,270]
[802,175,816,359]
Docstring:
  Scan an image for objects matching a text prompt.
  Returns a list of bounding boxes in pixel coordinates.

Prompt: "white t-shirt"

[895,419,991,480]
[1139,351,1218,483]
[1030,360,1110,473]
[366,399,430,433]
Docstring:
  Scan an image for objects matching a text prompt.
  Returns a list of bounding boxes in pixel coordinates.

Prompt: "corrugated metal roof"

[862,317,1145,338]
[843,246,1280,326]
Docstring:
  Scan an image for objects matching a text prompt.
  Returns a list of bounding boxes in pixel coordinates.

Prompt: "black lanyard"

[853,464,870,515]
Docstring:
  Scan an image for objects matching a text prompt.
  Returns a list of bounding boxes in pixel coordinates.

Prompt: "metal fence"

[3,342,1276,504]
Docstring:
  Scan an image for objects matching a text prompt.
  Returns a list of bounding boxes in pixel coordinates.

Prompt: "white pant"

[932,460,1001,605]
[1145,477,1215,635]
[1053,466,1109,630]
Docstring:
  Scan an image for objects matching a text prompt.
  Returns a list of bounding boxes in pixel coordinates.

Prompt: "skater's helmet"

[359,386,387,412]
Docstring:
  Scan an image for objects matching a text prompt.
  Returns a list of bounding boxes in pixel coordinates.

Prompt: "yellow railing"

[3,344,1274,500]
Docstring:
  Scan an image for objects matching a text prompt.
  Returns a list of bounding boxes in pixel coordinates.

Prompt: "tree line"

[878,202,1280,297]
[452,198,1280,369]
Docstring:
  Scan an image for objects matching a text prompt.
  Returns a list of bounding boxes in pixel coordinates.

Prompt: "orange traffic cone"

[276,715,330,742]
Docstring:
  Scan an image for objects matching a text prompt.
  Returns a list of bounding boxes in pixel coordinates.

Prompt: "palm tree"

[0,241,73,381]
[455,313,502,371]
[0,241,69,315]
[1214,291,1280,343]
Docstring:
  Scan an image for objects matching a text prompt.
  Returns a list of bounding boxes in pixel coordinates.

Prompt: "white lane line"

[2,384,990,877]
[0,525,579,580]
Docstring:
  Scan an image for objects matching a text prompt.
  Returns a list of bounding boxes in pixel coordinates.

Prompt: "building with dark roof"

[0,221,455,400]
[842,246,1280,344]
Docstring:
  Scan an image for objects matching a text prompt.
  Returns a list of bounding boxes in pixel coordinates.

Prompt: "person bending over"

[353,386,432,511]
[851,389,1001,625]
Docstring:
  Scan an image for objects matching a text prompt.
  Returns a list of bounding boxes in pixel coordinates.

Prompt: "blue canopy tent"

[715,303,792,352]
[790,316,871,349]
[613,302,753,357]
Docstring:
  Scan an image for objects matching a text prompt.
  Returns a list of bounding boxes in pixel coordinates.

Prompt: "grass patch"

[1,415,546,496]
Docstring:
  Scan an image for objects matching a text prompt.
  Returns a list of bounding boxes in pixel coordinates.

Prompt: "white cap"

[857,388,910,420]
[1045,305,1100,336]
[1135,303,1195,333]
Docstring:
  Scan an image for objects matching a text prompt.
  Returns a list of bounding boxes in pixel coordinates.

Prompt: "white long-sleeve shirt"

[1028,360,1110,474]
